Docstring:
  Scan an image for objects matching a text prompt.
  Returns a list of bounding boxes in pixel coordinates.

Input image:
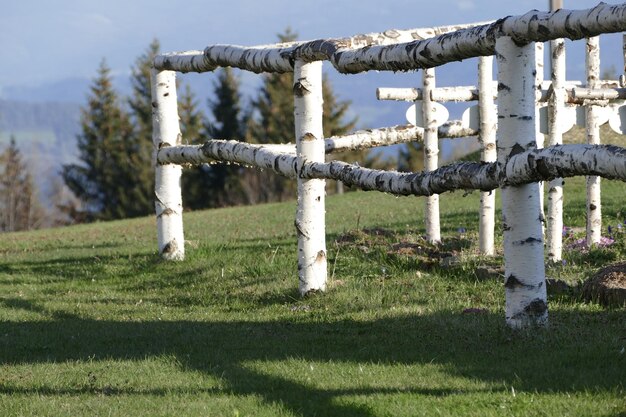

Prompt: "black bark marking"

[293,79,311,97]
[524,298,548,317]
[301,133,316,142]
[537,24,551,37]
[157,208,175,218]
[294,219,309,239]
[552,42,565,60]
[161,240,177,255]
[497,82,511,92]
[517,115,532,121]
[163,92,169,97]
[589,203,597,211]
[504,274,525,289]
[513,237,542,246]
[535,157,552,178]
[508,143,525,158]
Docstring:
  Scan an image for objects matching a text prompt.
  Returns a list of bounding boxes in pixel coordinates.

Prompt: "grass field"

[1,175,625,416]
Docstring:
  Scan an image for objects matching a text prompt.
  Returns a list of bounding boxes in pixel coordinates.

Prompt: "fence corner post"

[478,56,496,256]
[294,60,327,295]
[422,67,441,244]
[496,37,548,328]
[585,36,602,247]
[151,68,185,261]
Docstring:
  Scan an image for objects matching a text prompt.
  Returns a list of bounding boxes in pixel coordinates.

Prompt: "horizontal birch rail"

[154,4,626,74]
[154,21,491,74]
[377,86,626,104]
[175,122,478,160]
[158,140,626,195]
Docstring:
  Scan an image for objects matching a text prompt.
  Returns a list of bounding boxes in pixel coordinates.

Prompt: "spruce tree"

[127,39,160,208]
[0,137,45,231]
[205,67,248,207]
[397,142,425,173]
[246,28,360,201]
[63,60,151,220]
[179,84,213,209]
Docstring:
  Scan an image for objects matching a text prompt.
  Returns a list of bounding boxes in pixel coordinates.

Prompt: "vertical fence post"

[478,56,496,256]
[422,68,441,244]
[496,37,548,328]
[547,36,566,262]
[535,42,546,236]
[586,36,602,246]
[151,69,185,260]
[294,60,327,295]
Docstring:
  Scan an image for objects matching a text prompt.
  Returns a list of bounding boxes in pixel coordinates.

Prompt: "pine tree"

[397,143,425,173]
[243,29,299,203]
[63,60,151,220]
[0,137,45,231]
[127,39,160,209]
[179,84,213,209]
[246,28,360,201]
[322,74,358,194]
[205,68,249,207]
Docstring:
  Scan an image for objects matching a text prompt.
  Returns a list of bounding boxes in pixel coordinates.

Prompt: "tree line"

[1,30,422,230]
[62,31,393,222]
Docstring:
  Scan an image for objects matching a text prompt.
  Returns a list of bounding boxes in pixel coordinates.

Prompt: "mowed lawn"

[0,175,625,416]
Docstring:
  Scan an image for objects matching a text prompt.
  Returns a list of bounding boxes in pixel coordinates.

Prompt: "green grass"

[1,177,625,416]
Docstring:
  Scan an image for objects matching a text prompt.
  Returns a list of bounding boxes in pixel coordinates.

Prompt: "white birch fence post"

[586,36,602,246]
[294,60,327,295]
[422,68,441,244]
[496,37,547,328]
[478,56,496,256]
[535,42,546,234]
[151,69,185,261]
[547,36,566,262]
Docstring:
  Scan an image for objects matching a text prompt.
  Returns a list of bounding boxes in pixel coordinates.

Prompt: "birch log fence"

[152,2,626,328]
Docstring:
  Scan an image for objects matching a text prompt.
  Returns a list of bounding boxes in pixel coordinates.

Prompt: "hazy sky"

[2,0,622,90]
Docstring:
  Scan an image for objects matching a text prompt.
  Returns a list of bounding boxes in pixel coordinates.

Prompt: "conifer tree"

[179,84,213,209]
[246,28,361,201]
[63,60,151,220]
[397,143,425,173]
[127,39,160,207]
[0,137,45,231]
[205,67,249,207]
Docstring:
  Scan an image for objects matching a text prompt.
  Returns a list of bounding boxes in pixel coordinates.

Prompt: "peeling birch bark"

[572,87,626,100]
[174,122,477,157]
[332,4,626,74]
[496,37,547,328]
[378,86,482,102]
[586,36,602,246]
[158,141,626,195]
[547,37,566,262]
[154,21,491,74]
[478,56,496,256]
[422,68,441,243]
[294,60,327,295]
[380,85,623,104]
[151,69,185,261]
[331,124,469,152]
[156,4,626,75]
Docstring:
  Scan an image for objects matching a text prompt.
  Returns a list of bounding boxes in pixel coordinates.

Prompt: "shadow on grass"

[0,298,624,416]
